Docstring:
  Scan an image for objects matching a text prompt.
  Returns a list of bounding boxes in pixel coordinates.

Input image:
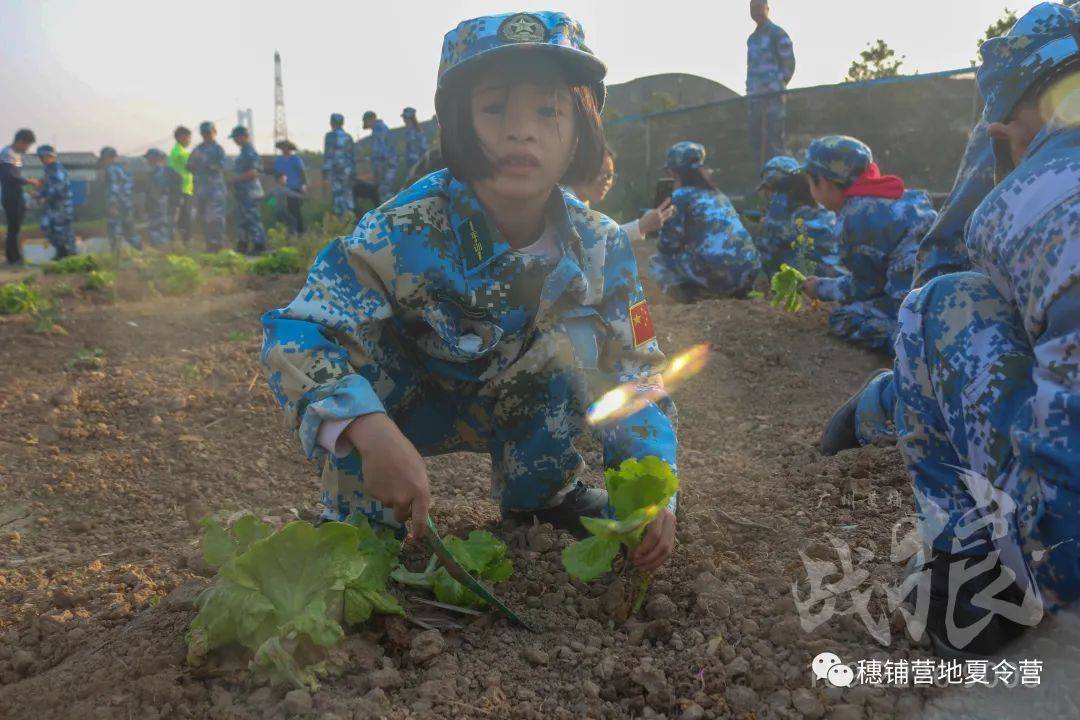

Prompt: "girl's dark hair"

[673,166,716,191]
[806,170,851,190]
[775,172,815,208]
[438,54,606,185]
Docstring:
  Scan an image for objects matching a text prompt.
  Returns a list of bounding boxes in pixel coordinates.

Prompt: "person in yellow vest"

[168,126,194,243]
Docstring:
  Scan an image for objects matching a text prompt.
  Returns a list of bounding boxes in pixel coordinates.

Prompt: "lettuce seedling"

[770,263,808,313]
[561,456,679,583]
[391,530,513,609]
[187,516,402,689]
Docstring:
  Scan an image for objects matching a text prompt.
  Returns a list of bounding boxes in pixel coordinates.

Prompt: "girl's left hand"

[630,508,676,572]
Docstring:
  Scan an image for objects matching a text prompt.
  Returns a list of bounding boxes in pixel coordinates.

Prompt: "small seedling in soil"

[187,513,403,690]
[391,529,513,609]
[30,301,65,335]
[770,264,807,313]
[66,347,105,371]
[250,247,303,275]
[0,282,43,315]
[561,456,679,618]
[83,270,116,291]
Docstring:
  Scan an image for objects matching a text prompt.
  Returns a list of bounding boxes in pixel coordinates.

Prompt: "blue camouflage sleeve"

[775,25,795,86]
[816,212,889,303]
[658,190,689,255]
[260,211,396,458]
[596,224,679,510]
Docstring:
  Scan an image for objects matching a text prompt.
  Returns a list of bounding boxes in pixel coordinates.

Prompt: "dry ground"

[0,257,944,720]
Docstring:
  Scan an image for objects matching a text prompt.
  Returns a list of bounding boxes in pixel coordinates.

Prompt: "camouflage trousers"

[317,323,677,529]
[828,297,899,354]
[894,272,1080,608]
[374,161,397,204]
[235,198,267,254]
[648,250,757,299]
[328,175,355,217]
[40,212,76,256]
[195,185,226,251]
[106,204,141,251]
[746,95,786,167]
[146,209,173,248]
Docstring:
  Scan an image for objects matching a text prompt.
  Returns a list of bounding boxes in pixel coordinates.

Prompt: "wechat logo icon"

[811,651,854,687]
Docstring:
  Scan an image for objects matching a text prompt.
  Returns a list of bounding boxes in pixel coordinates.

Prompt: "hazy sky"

[1,0,1024,154]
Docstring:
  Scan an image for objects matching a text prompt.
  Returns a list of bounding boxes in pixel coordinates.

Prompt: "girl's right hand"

[345,413,432,538]
[639,198,674,235]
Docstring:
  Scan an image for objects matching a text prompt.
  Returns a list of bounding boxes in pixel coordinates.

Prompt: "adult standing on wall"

[1,129,41,265]
[746,0,795,167]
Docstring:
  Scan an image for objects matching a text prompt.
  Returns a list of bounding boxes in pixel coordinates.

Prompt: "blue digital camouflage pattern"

[758,155,801,189]
[39,160,76,256]
[650,186,761,298]
[187,139,227,250]
[233,143,267,253]
[368,119,398,202]
[913,115,989,286]
[815,191,938,353]
[145,165,176,248]
[404,125,429,170]
[746,20,794,162]
[436,11,606,111]
[803,135,873,187]
[746,20,795,95]
[978,2,1078,124]
[105,163,141,250]
[895,115,1080,609]
[665,141,705,171]
[323,127,356,217]
[759,200,840,277]
[261,168,678,524]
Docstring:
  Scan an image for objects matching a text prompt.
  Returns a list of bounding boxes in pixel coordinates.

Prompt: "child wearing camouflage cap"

[755,155,839,277]
[262,11,678,572]
[800,135,937,354]
[649,141,761,300]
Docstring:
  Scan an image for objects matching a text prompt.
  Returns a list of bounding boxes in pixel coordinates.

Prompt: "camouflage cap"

[35,144,56,157]
[802,136,873,186]
[758,155,801,189]
[143,148,166,160]
[436,11,606,111]
[978,2,1079,123]
[330,113,344,125]
[401,107,417,118]
[99,146,118,160]
[199,121,216,134]
[665,141,706,171]
[228,125,249,139]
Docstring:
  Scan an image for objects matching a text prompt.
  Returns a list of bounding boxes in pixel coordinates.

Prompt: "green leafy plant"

[84,270,116,291]
[250,247,303,275]
[392,530,513,609]
[561,457,679,584]
[770,263,808,313]
[187,515,402,689]
[66,347,105,371]
[0,282,43,315]
[42,254,100,274]
[149,255,203,294]
[845,39,905,83]
[196,249,251,275]
[31,301,65,335]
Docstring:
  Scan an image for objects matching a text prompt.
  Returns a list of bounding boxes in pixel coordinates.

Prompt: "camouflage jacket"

[746,20,795,95]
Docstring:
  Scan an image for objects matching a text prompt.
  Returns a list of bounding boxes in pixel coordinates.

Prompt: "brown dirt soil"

[1,258,939,720]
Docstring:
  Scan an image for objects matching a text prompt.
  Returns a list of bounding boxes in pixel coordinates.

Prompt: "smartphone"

[654,178,675,207]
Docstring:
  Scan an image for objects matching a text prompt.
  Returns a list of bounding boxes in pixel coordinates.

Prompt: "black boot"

[502,481,609,540]
[819,369,889,456]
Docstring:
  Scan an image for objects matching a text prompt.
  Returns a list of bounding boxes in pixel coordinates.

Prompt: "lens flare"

[586,344,711,426]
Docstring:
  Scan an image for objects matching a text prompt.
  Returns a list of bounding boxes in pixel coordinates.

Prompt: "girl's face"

[808,174,845,212]
[573,153,615,205]
[469,70,578,202]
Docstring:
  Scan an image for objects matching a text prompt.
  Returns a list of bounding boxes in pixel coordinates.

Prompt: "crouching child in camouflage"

[35,145,76,260]
[755,155,839,277]
[261,11,679,572]
[143,148,178,248]
[888,2,1080,657]
[799,136,937,354]
[648,141,761,300]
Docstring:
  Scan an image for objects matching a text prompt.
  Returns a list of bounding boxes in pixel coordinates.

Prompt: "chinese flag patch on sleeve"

[629,300,656,348]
